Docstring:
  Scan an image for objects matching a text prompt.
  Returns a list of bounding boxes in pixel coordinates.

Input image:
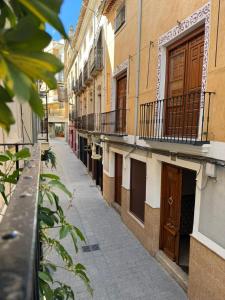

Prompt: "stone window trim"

[156,2,211,101]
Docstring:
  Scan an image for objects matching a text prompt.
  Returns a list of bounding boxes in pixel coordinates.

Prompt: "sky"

[46,0,83,41]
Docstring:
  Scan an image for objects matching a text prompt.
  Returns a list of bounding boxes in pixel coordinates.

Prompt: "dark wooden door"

[116,75,127,133]
[96,146,103,191]
[115,153,123,205]
[166,27,204,138]
[130,159,146,222]
[83,138,87,167]
[160,163,182,262]
[88,151,92,173]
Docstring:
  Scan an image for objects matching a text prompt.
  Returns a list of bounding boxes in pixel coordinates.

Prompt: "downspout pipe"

[134,0,142,145]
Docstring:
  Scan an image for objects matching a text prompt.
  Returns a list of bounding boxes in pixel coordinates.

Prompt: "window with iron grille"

[114,4,125,33]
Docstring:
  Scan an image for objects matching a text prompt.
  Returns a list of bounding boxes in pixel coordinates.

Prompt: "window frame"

[114,3,126,34]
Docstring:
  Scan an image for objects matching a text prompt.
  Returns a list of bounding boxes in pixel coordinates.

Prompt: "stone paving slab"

[47,140,187,300]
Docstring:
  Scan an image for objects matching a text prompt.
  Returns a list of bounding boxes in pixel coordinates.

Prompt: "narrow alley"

[49,140,187,300]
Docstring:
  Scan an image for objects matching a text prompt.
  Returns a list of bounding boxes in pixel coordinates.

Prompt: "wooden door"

[116,75,127,133]
[88,151,92,173]
[96,146,103,191]
[165,27,204,138]
[160,163,182,262]
[115,153,123,205]
[130,159,146,222]
[83,138,87,167]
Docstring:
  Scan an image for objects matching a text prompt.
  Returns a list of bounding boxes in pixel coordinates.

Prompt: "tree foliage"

[0,0,68,132]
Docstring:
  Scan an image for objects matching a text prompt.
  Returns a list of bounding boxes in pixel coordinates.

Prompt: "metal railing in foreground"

[139,91,215,145]
[0,144,41,300]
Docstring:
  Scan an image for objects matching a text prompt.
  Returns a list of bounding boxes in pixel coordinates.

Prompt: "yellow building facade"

[44,41,69,139]
[66,1,225,298]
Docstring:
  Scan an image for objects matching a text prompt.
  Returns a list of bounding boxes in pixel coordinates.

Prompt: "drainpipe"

[134,0,142,145]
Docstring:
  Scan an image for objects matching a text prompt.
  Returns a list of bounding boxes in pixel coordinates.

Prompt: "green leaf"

[29,87,44,117]
[4,52,62,89]
[14,147,30,160]
[39,279,53,300]
[40,0,63,13]
[0,183,8,205]
[0,154,10,162]
[70,230,78,253]
[0,2,16,28]
[0,98,15,132]
[48,180,72,198]
[74,226,86,242]
[75,263,86,271]
[39,271,53,283]
[18,0,68,38]
[0,86,13,102]
[44,262,57,273]
[3,169,19,184]
[5,15,51,51]
[39,207,55,227]
[3,60,32,101]
[40,173,60,180]
[59,224,70,239]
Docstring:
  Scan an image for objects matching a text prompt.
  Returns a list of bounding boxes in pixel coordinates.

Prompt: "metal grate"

[82,244,100,253]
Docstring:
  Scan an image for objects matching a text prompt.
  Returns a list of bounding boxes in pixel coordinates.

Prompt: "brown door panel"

[116,75,127,133]
[165,29,205,138]
[160,163,182,263]
[115,153,123,205]
[130,159,146,222]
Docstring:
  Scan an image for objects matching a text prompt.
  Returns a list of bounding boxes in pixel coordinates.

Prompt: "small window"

[114,4,125,33]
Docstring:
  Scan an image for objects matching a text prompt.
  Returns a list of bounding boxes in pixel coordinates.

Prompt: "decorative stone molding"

[156,2,211,100]
[113,59,129,77]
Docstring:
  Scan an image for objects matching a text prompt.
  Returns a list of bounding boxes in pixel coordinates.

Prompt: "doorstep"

[156,250,188,292]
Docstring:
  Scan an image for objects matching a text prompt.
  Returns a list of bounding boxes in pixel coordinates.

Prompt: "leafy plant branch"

[0,0,68,131]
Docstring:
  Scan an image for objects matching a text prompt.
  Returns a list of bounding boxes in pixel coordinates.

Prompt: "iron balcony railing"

[139,91,214,145]
[72,79,78,94]
[90,47,103,76]
[101,109,127,135]
[78,72,85,92]
[83,62,92,85]
[69,107,77,121]
[83,62,88,84]
[76,115,88,131]
[87,113,95,132]
[0,144,41,299]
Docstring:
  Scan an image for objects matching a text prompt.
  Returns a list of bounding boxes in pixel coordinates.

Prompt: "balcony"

[139,91,214,145]
[69,107,77,121]
[83,61,92,86]
[90,47,103,77]
[72,79,78,94]
[77,115,88,131]
[100,109,127,136]
[78,72,85,93]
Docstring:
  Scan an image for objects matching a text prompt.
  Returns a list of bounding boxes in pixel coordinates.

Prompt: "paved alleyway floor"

[47,140,187,300]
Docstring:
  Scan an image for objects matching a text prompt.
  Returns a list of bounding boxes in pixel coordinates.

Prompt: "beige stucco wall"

[189,236,225,300]
[104,0,225,142]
